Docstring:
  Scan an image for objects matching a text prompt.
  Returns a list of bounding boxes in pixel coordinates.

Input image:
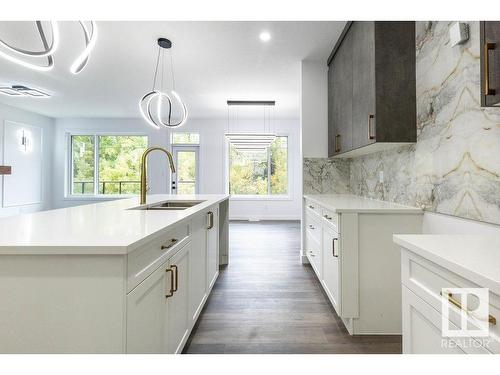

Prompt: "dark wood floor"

[183,221,401,354]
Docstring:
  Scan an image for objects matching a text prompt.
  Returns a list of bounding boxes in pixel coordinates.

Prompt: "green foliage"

[229,136,288,196]
[71,135,148,195]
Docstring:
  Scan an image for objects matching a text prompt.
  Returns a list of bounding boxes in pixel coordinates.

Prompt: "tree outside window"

[229,136,288,196]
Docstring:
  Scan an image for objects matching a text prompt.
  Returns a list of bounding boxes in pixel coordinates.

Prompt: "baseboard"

[300,252,309,264]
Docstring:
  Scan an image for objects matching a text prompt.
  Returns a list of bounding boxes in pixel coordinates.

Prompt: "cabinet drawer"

[402,286,490,354]
[321,208,339,232]
[401,249,500,353]
[305,212,321,243]
[305,199,321,218]
[306,231,321,278]
[127,223,190,293]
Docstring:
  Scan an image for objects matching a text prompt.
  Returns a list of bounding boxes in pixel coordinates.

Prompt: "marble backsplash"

[304,21,500,226]
[303,158,350,194]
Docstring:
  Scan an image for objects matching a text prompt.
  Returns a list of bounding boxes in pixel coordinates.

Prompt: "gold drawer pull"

[308,250,315,257]
[308,205,315,210]
[165,268,174,298]
[161,238,178,250]
[324,214,332,220]
[308,224,315,230]
[171,265,178,292]
[367,114,375,139]
[440,292,497,325]
[335,134,341,153]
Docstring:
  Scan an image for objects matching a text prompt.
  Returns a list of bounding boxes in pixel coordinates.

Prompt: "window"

[228,136,288,196]
[170,132,200,194]
[70,134,148,196]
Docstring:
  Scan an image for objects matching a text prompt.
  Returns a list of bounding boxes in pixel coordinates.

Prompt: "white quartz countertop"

[0,194,229,255]
[304,194,422,214]
[394,234,500,296]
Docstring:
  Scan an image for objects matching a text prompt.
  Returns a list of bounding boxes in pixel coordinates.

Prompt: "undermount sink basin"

[131,200,205,210]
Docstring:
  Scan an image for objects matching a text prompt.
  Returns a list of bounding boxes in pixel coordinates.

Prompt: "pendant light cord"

[152,47,161,91]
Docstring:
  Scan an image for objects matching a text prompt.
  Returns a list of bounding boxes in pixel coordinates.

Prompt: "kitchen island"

[0,194,229,353]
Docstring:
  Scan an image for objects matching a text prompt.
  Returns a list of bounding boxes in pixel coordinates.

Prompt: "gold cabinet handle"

[440,292,496,325]
[335,134,341,153]
[207,211,214,230]
[368,114,375,140]
[324,214,332,220]
[161,238,178,250]
[332,238,338,258]
[308,205,315,210]
[308,224,315,230]
[165,268,174,298]
[484,43,495,96]
[308,250,315,257]
[171,265,178,292]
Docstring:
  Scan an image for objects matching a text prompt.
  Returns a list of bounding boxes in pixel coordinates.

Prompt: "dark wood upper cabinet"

[480,21,500,107]
[328,21,416,158]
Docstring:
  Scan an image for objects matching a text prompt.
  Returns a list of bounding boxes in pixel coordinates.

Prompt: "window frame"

[66,131,148,199]
[226,134,291,201]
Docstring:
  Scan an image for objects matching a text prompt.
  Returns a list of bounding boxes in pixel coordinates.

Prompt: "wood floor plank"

[183,221,402,354]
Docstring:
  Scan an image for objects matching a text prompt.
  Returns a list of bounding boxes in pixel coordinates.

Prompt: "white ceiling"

[0,21,345,119]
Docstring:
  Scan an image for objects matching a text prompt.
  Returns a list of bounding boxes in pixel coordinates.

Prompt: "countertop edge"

[393,235,500,296]
[0,195,230,256]
[303,194,423,214]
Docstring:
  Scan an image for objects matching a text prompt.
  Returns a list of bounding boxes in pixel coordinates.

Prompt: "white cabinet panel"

[402,286,490,354]
[126,261,170,353]
[167,242,191,354]
[322,226,340,315]
[189,214,207,324]
[207,208,219,291]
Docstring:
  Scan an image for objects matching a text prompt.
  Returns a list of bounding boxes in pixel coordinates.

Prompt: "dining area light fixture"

[0,21,97,74]
[225,100,276,151]
[139,38,188,129]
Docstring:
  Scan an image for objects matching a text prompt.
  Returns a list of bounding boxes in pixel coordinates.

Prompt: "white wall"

[0,102,54,218]
[53,117,301,220]
[300,60,328,158]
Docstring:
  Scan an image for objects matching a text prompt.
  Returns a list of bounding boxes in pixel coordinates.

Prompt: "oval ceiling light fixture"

[0,21,59,71]
[139,38,188,129]
[259,31,271,42]
[0,20,97,74]
[70,21,98,74]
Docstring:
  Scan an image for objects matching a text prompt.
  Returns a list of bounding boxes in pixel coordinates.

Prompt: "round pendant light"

[139,38,188,129]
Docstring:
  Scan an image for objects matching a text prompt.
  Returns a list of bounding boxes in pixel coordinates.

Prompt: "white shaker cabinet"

[126,260,170,353]
[303,194,422,335]
[322,226,340,315]
[167,242,191,354]
[206,208,219,291]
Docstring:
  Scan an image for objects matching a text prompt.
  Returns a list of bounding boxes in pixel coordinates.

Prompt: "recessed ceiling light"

[259,32,271,42]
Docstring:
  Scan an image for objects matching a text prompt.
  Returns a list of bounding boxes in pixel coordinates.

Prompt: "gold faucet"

[140,147,176,205]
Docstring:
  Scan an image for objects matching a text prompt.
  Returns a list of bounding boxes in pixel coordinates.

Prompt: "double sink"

[131,200,205,211]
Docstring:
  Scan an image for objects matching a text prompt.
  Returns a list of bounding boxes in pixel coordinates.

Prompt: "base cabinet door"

[126,261,170,353]
[189,214,208,325]
[207,208,219,291]
[167,242,191,354]
[322,227,341,315]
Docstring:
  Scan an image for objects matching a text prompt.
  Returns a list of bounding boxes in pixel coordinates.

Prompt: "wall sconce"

[19,129,31,152]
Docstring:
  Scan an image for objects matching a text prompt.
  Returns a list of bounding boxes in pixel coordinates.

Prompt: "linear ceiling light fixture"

[225,100,276,150]
[139,38,188,129]
[0,85,50,98]
[0,21,97,74]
